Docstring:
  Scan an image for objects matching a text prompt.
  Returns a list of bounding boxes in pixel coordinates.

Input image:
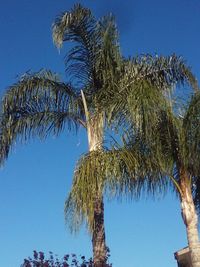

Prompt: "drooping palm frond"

[93,15,121,90]
[0,70,85,165]
[106,79,171,143]
[2,70,80,112]
[99,55,197,138]
[53,4,97,49]
[154,108,184,163]
[64,141,170,233]
[65,149,129,233]
[183,91,200,175]
[193,176,200,215]
[117,132,174,196]
[0,120,11,166]
[181,91,200,214]
[52,4,100,86]
[52,4,122,97]
[123,55,198,93]
[113,79,200,212]
[102,82,185,196]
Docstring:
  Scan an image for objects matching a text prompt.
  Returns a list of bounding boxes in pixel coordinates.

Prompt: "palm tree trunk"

[89,125,107,266]
[92,195,107,267]
[180,169,200,267]
[88,118,107,267]
[81,91,107,266]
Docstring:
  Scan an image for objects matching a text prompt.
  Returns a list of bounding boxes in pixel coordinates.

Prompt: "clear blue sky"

[0,1,200,267]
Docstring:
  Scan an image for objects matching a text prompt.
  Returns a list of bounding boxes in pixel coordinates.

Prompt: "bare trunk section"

[92,196,107,267]
[88,116,107,267]
[81,91,107,267]
[180,169,200,267]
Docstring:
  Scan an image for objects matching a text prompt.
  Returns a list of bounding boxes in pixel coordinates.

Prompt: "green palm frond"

[106,79,170,139]
[52,4,121,95]
[115,134,172,197]
[0,70,85,165]
[51,2,121,135]
[53,4,96,49]
[183,91,200,175]
[154,109,183,165]
[101,55,197,134]
[3,70,80,112]
[64,143,170,233]
[106,104,181,195]
[65,149,126,233]
[125,55,198,92]
[0,121,11,165]
[193,176,200,215]
[94,15,121,89]
[52,4,99,86]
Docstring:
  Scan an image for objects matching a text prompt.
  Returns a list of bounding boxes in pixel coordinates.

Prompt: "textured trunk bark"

[87,118,107,265]
[180,169,200,267]
[92,196,107,267]
[88,118,107,267]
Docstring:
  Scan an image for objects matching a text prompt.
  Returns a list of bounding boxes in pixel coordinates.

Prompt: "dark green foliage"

[53,4,121,93]
[0,70,84,164]
[100,54,198,130]
[21,250,112,267]
[116,86,200,213]
[65,140,171,232]
[21,251,93,267]
[193,177,200,214]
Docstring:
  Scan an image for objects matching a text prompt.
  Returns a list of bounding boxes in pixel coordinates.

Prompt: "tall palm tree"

[0,5,122,266]
[103,60,200,266]
[0,4,197,267]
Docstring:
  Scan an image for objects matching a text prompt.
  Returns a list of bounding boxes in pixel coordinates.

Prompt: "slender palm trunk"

[87,116,107,267]
[92,195,107,267]
[81,91,107,266]
[179,168,200,267]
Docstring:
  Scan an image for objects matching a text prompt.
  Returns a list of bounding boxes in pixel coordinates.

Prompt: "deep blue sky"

[0,1,200,267]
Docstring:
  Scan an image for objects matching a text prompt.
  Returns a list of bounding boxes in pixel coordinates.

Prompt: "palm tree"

[0,5,122,266]
[0,4,198,267]
[103,60,200,266]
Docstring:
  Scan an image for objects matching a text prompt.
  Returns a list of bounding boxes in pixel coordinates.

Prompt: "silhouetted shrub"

[21,251,93,267]
[21,250,112,267]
